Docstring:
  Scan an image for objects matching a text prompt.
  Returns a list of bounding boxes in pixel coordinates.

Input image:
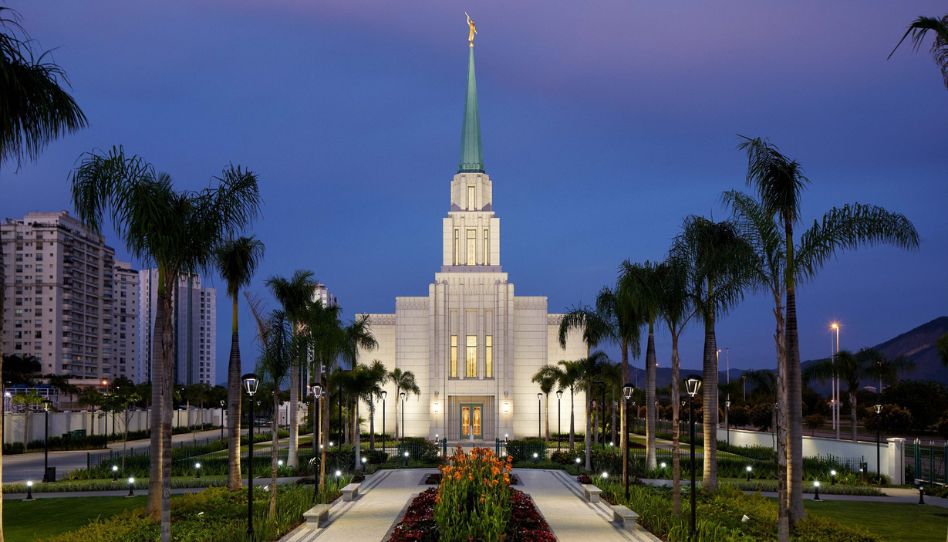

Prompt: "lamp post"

[242,373,259,541]
[127,477,135,497]
[874,404,882,484]
[220,400,225,441]
[537,392,543,440]
[42,399,51,482]
[622,383,634,501]
[725,396,731,448]
[830,322,840,440]
[311,384,322,501]
[555,390,563,452]
[813,480,821,501]
[112,464,119,481]
[25,480,33,500]
[381,390,388,453]
[685,376,702,539]
[399,392,406,442]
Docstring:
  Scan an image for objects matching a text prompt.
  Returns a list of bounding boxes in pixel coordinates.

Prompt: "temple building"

[359,29,587,443]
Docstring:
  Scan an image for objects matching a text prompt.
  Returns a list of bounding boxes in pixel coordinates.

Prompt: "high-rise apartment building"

[112,261,139,382]
[1,212,116,379]
[138,270,216,385]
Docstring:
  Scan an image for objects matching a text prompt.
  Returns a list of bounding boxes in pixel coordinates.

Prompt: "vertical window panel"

[466,335,477,378]
[485,335,493,378]
[466,229,476,266]
[450,335,458,378]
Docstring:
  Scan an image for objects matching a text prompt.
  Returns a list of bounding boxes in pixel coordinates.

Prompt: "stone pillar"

[886,438,905,485]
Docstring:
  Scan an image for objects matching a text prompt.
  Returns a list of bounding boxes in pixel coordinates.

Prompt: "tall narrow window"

[467,185,476,210]
[466,335,477,378]
[466,229,476,266]
[483,229,489,266]
[453,229,460,265]
[485,335,493,378]
[450,335,458,378]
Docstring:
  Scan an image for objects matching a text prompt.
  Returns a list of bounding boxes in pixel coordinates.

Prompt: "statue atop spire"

[465,12,477,47]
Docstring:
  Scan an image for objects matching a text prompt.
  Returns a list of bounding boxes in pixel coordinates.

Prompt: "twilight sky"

[2,1,946,384]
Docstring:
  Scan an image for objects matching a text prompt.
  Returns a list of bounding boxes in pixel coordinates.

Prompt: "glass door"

[459,403,483,439]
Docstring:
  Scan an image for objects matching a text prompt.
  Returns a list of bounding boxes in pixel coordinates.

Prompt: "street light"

[725,396,731,447]
[537,392,543,440]
[555,390,563,452]
[311,384,323,501]
[399,392,406,442]
[242,373,259,541]
[830,322,841,439]
[220,400,225,442]
[42,399,51,482]
[875,404,882,484]
[622,383,634,501]
[684,376,702,539]
[381,390,388,454]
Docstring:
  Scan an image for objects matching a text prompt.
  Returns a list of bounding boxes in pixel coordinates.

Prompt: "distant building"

[0,211,116,379]
[138,270,216,385]
[112,261,139,382]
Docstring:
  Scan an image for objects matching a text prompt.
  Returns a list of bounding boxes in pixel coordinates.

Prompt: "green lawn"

[804,500,948,542]
[4,496,147,542]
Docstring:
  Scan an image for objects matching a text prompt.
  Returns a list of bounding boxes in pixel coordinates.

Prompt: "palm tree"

[71,147,260,541]
[362,360,388,451]
[532,366,560,440]
[267,271,316,469]
[215,236,264,490]
[343,361,383,470]
[672,216,756,491]
[888,15,948,90]
[738,136,919,524]
[555,360,582,450]
[619,261,664,470]
[343,316,377,468]
[248,300,292,518]
[387,368,420,440]
[657,254,693,515]
[1,10,86,534]
[804,351,866,441]
[860,349,915,393]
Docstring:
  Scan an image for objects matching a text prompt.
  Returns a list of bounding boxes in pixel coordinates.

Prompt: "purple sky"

[3,1,946,384]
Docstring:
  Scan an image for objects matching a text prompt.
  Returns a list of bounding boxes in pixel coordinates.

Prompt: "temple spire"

[458,17,484,173]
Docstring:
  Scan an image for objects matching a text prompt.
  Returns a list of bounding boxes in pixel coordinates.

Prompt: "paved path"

[280,469,660,542]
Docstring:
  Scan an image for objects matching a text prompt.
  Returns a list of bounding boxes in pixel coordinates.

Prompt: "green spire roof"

[458,45,484,173]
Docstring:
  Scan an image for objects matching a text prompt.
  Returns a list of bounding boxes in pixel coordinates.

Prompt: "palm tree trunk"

[785,224,805,524]
[269,391,279,517]
[148,268,173,518]
[610,395,616,446]
[369,400,376,450]
[319,385,328,500]
[569,389,575,450]
[773,297,790,542]
[287,329,300,469]
[850,391,858,441]
[0,252,5,542]
[584,391,592,471]
[227,293,242,490]
[646,321,657,471]
[394,385,401,440]
[620,339,629,502]
[354,400,362,471]
[158,270,176,542]
[671,331,682,515]
[702,305,718,491]
[545,392,551,440]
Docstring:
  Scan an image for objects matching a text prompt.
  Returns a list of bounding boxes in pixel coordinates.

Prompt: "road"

[2,427,231,482]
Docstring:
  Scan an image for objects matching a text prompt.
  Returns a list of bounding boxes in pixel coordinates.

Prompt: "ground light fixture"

[194,462,202,478]
[278,459,284,467]
[335,470,342,478]
[601,472,609,479]
[684,375,702,540]
[918,485,925,505]
[361,456,367,465]
[660,462,667,469]
[25,480,33,500]
[111,465,119,481]
[242,372,259,541]
[830,469,837,485]
[575,457,581,464]
[813,480,821,501]
[745,465,753,481]
[127,477,135,497]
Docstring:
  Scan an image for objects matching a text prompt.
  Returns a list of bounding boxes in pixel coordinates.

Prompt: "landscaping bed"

[423,472,520,486]
[388,487,554,542]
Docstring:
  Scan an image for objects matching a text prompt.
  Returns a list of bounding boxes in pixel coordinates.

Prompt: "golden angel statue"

[465,12,477,46]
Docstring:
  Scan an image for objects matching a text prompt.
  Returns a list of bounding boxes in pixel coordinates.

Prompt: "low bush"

[395,437,440,463]
[506,438,546,464]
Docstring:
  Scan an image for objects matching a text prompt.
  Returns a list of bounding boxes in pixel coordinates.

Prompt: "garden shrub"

[434,447,512,542]
[506,438,546,463]
[396,437,440,463]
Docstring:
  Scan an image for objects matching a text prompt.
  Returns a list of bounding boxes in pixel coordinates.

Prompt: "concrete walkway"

[280,469,660,542]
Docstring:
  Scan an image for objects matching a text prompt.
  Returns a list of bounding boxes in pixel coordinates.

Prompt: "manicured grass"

[4,496,147,542]
[804,500,948,542]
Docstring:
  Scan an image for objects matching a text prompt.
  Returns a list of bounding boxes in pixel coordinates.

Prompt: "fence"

[911,439,947,486]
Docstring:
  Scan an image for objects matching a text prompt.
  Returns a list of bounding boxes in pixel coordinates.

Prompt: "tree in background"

[215,236,264,489]
[362,360,388,451]
[71,147,260,542]
[531,365,560,440]
[387,368,420,441]
[937,334,948,366]
[2,354,40,385]
[888,15,948,90]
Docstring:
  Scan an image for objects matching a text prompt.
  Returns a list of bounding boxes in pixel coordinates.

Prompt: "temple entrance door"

[459,404,483,439]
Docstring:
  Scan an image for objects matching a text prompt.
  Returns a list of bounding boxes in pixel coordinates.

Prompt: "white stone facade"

[359,171,587,442]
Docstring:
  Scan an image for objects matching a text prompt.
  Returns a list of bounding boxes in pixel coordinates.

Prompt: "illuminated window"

[467,185,476,210]
[466,335,477,378]
[453,229,460,265]
[485,335,493,378]
[483,229,489,266]
[466,229,476,266]
[450,335,458,378]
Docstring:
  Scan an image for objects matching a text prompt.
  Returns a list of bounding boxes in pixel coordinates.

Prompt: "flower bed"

[388,487,555,542]
[423,472,520,486]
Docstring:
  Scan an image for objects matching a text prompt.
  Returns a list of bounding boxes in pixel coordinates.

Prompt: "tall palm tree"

[672,216,755,491]
[888,15,948,90]
[619,261,664,470]
[343,315,377,467]
[593,285,642,488]
[247,300,292,518]
[555,360,582,450]
[362,360,388,450]
[558,307,612,470]
[267,271,316,469]
[804,351,866,441]
[532,365,560,440]
[1,10,86,535]
[576,351,609,470]
[387,368,420,440]
[860,349,915,393]
[215,236,264,490]
[738,136,919,524]
[341,361,383,470]
[71,147,260,542]
[657,254,693,515]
